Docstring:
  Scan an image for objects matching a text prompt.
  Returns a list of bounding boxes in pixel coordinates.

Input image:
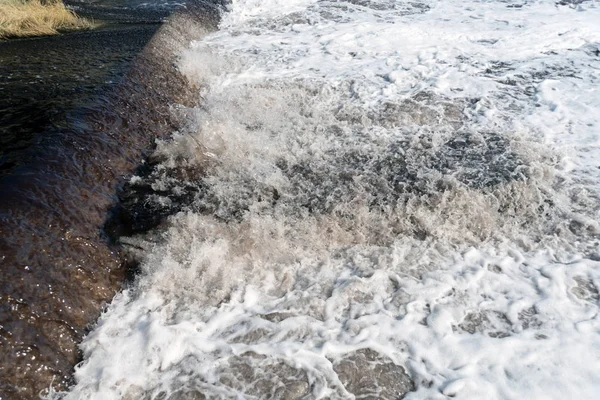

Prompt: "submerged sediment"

[0,2,226,398]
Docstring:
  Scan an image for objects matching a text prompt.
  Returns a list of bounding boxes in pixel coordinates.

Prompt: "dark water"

[0,2,226,398]
[0,25,159,176]
[68,0,175,22]
[0,0,177,177]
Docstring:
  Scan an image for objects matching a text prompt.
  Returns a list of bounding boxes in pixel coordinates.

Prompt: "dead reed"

[0,0,92,39]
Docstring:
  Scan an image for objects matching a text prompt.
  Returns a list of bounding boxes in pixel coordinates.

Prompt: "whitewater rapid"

[53,1,600,399]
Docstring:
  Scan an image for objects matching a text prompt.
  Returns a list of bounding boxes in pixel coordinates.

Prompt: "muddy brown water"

[0,2,226,398]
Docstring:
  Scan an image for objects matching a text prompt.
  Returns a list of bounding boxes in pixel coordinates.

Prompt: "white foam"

[53,1,600,399]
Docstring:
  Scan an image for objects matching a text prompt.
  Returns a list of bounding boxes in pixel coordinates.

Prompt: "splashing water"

[54,1,600,399]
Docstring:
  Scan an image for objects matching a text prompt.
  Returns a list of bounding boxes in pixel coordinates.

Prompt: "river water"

[18,0,600,398]
[0,0,174,177]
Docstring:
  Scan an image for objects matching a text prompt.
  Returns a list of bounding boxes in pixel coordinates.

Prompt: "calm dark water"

[0,0,176,177]
[0,25,159,175]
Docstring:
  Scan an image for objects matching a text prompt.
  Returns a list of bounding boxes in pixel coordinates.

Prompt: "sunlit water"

[54,1,600,399]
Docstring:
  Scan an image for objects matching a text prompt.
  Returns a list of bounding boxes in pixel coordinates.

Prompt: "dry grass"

[0,0,92,39]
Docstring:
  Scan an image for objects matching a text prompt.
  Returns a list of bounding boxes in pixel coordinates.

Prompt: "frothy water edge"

[52,1,600,399]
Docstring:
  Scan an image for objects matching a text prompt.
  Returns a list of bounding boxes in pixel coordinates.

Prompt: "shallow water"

[47,1,600,399]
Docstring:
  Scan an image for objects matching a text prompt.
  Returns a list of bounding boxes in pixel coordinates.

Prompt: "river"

[3,0,600,399]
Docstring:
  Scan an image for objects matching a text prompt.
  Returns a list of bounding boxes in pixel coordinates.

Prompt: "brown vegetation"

[0,0,92,39]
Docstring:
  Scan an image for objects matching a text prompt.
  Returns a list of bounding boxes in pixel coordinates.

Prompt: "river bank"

[0,0,91,40]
